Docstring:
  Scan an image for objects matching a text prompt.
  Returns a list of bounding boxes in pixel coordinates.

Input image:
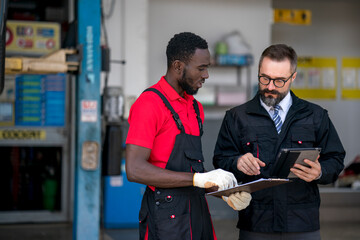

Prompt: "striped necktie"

[272,105,282,134]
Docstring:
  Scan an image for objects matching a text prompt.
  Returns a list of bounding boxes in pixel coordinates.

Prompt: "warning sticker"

[81,100,98,122]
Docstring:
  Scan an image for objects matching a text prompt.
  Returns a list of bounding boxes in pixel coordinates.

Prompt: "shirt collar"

[158,76,194,102]
[279,91,292,114]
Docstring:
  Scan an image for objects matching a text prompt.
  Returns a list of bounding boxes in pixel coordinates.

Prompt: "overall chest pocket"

[290,127,316,148]
[184,150,205,173]
[240,134,276,165]
[240,136,258,157]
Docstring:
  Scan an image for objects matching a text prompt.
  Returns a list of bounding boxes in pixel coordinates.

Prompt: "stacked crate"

[15,74,65,126]
[15,75,44,126]
[44,74,66,126]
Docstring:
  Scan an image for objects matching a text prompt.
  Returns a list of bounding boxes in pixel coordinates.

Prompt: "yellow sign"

[292,57,337,99]
[341,58,360,99]
[0,129,46,140]
[6,20,60,55]
[274,9,312,25]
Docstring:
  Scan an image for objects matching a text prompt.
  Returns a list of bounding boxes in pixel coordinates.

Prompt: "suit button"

[155,201,160,206]
[157,191,161,195]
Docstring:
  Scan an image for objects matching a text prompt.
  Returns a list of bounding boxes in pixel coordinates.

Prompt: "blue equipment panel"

[103,162,145,228]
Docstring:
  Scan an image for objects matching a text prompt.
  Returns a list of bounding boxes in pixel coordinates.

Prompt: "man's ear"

[291,72,297,83]
[173,60,184,75]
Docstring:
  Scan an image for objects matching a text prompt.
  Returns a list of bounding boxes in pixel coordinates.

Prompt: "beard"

[178,69,199,95]
[259,84,288,107]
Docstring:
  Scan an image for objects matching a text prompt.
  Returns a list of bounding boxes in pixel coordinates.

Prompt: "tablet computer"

[272,148,321,178]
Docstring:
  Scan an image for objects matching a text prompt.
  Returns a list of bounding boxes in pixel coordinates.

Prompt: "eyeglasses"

[258,72,295,88]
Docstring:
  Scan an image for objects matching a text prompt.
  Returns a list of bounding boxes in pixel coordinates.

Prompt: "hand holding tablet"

[272,148,321,179]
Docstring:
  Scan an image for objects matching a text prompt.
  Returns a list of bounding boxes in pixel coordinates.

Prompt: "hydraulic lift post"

[73,0,102,239]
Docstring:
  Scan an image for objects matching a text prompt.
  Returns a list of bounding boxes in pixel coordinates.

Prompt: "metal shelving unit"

[203,63,252,119]
[0,75,73,223]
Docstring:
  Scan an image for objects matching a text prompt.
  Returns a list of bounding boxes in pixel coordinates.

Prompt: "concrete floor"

[0,220,359,240]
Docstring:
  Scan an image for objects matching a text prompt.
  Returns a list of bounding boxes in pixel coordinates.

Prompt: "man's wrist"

[192,173,196,186]
[315,170,322,180]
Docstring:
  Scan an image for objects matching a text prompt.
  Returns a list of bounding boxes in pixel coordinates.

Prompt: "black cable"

[100,2,109,237]
[101,1,110,93]
[101,1,109,47]
[103,0,116,19]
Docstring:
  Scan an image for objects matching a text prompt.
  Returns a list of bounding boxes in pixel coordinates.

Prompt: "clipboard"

[206,178,290,198]
[272,147,321,178]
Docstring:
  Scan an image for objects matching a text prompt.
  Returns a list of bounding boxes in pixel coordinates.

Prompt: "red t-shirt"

[126,76,204,170]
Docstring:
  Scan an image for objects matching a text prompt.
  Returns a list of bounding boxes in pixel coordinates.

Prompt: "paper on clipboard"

[206,178,290,198]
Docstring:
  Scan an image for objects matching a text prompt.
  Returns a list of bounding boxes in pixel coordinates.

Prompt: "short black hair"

[259,44,297,73]
[166,32,208,68]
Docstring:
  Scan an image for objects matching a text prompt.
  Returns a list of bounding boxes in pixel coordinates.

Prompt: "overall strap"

[192,99,203,136]
[143,88,185,133]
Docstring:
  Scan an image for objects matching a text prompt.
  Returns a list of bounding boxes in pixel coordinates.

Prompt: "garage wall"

[148,0,272,88]
[103,1,359,167]
[101,0,149,117]
[102,0,360,221]
[103,0,273,163]
[272,0,360,166]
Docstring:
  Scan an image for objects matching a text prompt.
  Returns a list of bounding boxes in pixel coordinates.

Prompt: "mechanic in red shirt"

[126,32,251,240]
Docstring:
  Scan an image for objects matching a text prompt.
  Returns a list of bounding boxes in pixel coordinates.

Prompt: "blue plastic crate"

[44,121,64,127]
[44,92,65,100]
[15,117,43,126]
[15,105,43,112]
[16,112,43,117]
[16,95,44,102]
[45,106,64,111]
[14,74,67,127]
[44,74,66,91]
[45,114,65,120]
[216,54,253,66]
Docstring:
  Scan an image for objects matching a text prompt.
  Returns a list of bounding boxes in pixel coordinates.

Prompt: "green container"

[43,179,57,210]
[215,41,228,55]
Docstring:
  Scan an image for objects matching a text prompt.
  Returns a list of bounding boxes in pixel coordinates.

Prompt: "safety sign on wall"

[6,20,60,56]
[274,9,312,25]
[292,57,337,99]
[341,58,360,100]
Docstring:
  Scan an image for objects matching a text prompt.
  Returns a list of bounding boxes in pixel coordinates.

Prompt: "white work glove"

[222,192,252,211]
[193,169,237,190]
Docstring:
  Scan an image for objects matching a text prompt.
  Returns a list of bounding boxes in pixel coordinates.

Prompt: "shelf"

[320,187,360,193]
[197,64,252,109]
